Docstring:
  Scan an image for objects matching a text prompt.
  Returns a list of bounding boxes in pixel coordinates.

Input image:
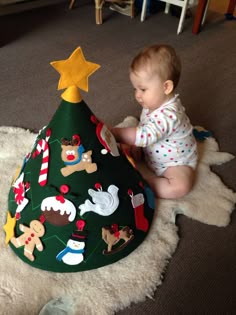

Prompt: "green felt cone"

[5,48,155,272]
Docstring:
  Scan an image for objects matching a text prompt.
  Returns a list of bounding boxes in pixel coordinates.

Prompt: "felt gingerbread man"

[10,220,45,261]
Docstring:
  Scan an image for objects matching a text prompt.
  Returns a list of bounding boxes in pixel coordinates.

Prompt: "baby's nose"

[135,91,142,100]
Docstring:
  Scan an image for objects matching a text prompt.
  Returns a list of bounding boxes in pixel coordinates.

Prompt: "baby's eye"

[141,89,146,92]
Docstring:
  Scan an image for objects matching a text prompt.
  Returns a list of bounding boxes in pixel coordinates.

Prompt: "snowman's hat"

[70,230,87,241]
[71,219,87,240]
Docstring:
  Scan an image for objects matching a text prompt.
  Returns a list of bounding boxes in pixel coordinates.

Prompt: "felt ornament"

[91,115,120,156]
[41,185,77,226]
[56,220,87,265]
[5,47,154,272]
[32,128,51,186]
[128,189,149,232]
[102,224,134,255]
[60,134,97,176]
[10,219,45,262]
[12,172,30,220]
[3,211,16,244]
[79,183,119,216]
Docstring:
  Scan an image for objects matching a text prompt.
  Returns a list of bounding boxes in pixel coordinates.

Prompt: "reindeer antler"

[61,135,81,146]
[72,135,81,146]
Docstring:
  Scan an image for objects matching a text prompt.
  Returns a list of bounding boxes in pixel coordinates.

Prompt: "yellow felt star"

[50,47,100,92]
[3,211,16,245]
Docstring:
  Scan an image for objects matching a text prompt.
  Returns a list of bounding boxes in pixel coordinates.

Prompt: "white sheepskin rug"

[0,119,235,315]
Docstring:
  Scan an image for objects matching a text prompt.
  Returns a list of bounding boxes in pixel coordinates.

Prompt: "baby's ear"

[163,80,174,95]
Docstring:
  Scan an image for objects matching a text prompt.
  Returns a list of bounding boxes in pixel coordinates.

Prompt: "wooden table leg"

[69,0,75,10]
[95,0,104,24]
[226,0,236,14]
[192,0,208,34]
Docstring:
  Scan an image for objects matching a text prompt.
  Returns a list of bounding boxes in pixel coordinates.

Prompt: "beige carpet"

[0,121,235,315]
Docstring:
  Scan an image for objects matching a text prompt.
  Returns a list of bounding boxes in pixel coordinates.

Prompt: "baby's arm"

[110,127,143,161]
[111,127,137,146]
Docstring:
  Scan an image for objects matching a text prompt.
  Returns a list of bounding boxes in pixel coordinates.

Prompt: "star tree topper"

[50,47,100,103]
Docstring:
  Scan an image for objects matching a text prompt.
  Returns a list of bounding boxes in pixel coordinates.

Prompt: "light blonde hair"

[130,44,181,88]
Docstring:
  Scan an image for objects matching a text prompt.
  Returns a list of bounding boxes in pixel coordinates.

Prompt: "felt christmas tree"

[4,47,155,272]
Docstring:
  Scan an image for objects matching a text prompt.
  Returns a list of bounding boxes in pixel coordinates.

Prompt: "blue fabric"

[225,13,236,20]
[56,247,85,261]
[144,185,155,209]
[64,145,85,165]
[193,128,212,142]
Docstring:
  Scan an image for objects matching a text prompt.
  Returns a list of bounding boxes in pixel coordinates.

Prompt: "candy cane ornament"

[32,129,51,186]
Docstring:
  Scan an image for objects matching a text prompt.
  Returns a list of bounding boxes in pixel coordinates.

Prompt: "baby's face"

[130,70,170,112]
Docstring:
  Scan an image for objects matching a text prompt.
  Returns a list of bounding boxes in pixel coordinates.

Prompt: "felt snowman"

[56,220,87,266]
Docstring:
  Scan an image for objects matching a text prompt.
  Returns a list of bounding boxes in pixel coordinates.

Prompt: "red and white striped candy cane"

[33,129,51,186]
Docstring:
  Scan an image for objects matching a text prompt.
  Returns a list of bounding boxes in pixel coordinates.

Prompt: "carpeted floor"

[0,1,236,314]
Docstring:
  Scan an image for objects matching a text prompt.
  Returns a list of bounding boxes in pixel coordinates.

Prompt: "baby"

[111,44,198,199]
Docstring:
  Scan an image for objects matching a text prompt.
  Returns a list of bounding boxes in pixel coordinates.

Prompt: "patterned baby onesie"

[135,95,198,175]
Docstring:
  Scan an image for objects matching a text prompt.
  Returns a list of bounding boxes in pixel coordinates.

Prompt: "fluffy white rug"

[0,121,235,315]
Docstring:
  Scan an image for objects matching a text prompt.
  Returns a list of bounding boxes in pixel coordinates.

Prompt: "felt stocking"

[128,189,149,232]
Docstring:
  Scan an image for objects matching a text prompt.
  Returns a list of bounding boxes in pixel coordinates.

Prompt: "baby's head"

[130,44,181,91]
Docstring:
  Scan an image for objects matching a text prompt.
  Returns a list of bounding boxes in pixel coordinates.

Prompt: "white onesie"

[135,95,198,175]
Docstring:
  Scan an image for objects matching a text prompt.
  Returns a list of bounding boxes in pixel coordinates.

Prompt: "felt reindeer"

[60,135,97,177]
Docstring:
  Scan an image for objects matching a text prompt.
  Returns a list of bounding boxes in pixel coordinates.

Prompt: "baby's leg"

[120,143,143,161]
[146,165,195,199]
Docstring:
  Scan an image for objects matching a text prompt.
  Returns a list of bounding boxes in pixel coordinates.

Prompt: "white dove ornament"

[79,184,119,216]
